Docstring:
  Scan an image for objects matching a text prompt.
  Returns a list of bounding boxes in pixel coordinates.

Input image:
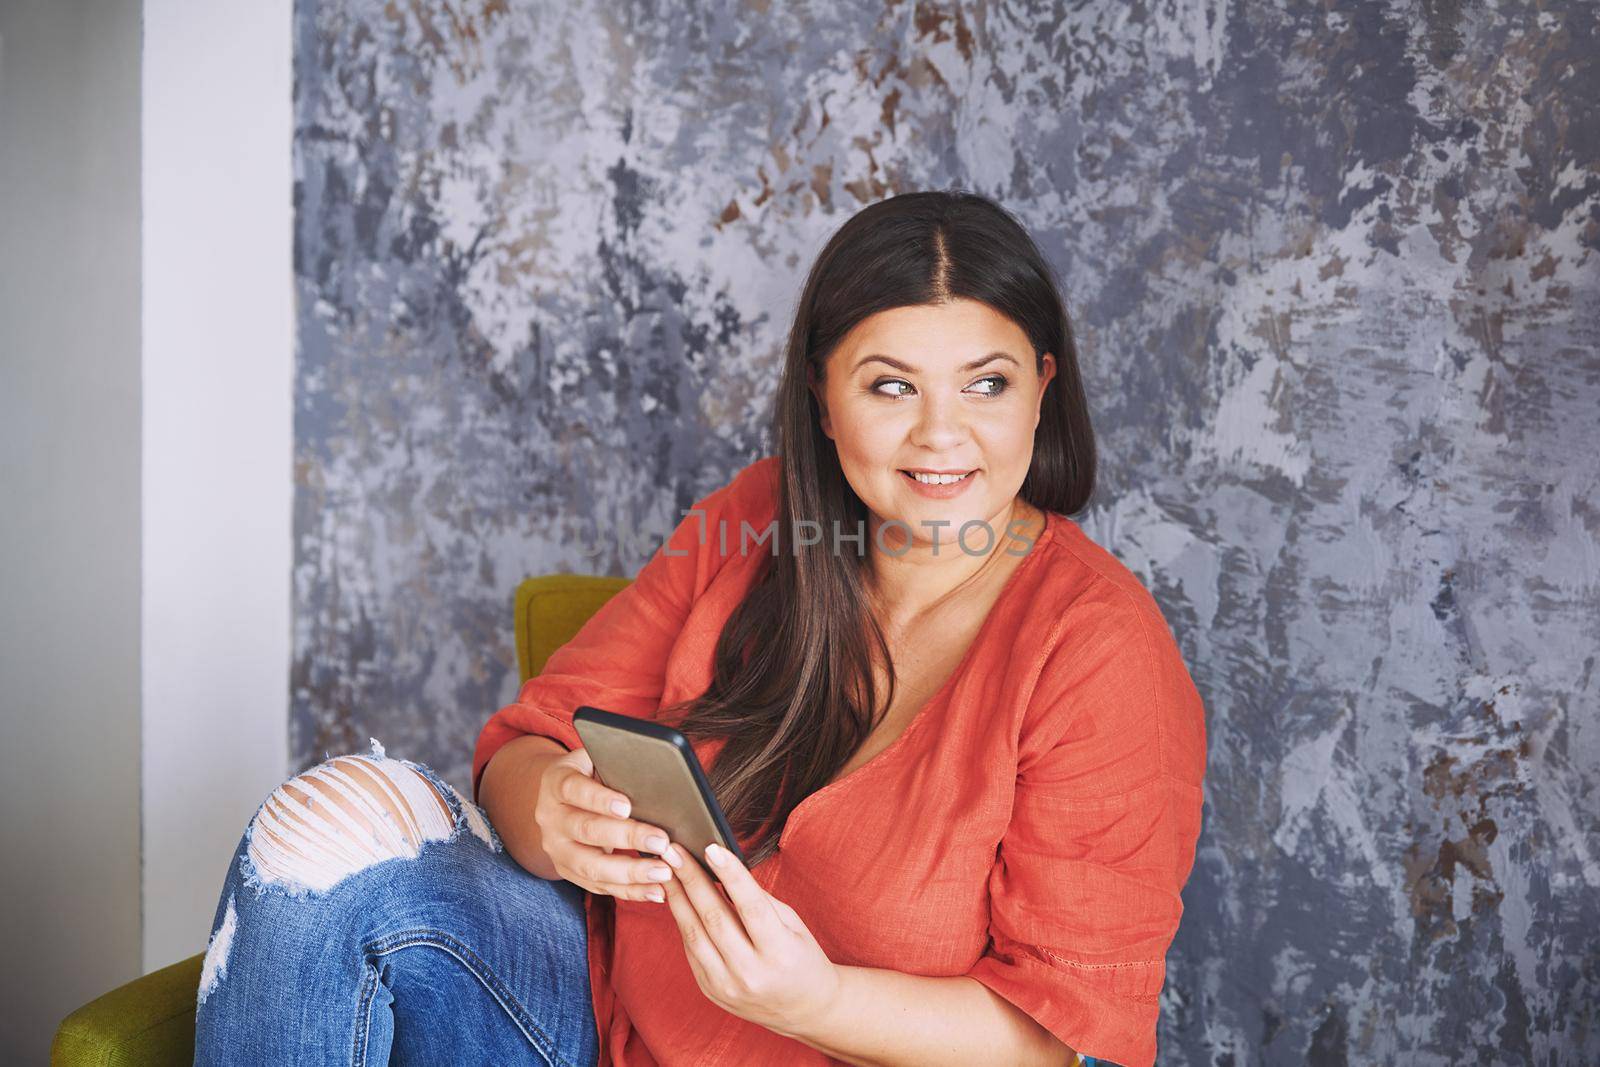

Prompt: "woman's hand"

[533,746,681,903]
[657,836,842,1040]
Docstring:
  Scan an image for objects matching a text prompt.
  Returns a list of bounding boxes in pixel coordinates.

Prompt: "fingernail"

[647,887,665,902]
[661,844,682,868]
[611,799,630,817]
[645,834,669,853]
[706,843,727,866]
[648,866,672,881]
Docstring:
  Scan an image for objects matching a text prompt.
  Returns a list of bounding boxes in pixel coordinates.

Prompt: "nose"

[909,389,970,450]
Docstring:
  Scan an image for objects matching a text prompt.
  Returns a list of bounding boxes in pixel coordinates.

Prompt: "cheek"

[973,403,1036,449]
[970,409,1039,486]
[829,398,899,456]
[828,411,906,506]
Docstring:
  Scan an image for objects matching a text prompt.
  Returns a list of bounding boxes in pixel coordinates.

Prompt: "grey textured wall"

[291,1,1599,1062]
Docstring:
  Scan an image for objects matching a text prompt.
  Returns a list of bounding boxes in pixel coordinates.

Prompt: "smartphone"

[572,704,746,884]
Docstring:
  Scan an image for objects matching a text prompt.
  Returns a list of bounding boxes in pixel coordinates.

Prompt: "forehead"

[836,299,1031,365]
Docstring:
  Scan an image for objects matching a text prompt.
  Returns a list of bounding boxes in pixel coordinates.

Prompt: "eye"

[969,374,1009,397]
[870,375,1010,398]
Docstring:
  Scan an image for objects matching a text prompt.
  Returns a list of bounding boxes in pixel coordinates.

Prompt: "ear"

[808,374,834,440]
[1035,353,1056,428]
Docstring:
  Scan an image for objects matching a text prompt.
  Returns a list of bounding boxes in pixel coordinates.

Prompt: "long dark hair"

[661,190,1096,868]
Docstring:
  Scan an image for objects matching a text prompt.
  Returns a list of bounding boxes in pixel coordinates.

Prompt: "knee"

[244,745,459,894]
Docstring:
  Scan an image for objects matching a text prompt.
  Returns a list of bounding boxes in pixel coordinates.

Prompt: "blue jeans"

[192,750,600,1067]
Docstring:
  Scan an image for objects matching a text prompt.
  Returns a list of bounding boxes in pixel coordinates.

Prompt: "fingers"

[552,756,636,820]
[660,863,733,988]
[699,843,786,951]
[564,809,687,879]
[588,875,671,903]
[663,841,760,977]
[567,841,675,885]
[551,799,681,901]
[569,746,595,776]
[541,757,684,905]
[550,767,679,859]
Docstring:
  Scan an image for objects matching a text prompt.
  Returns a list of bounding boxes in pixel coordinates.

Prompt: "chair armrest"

[51,952,203,1067]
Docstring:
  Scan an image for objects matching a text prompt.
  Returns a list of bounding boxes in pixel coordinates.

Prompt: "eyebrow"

[853,351,1021,375]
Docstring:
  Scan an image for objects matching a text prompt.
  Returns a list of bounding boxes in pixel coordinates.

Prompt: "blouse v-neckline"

[776,509,1059,850]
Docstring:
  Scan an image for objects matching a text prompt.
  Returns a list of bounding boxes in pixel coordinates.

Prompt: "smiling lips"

[899,468,978,499]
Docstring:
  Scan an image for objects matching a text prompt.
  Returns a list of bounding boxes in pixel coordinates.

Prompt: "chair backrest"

[514,573,634,682]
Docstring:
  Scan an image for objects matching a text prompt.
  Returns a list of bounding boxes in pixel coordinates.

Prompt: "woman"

[194,190,1207,1067]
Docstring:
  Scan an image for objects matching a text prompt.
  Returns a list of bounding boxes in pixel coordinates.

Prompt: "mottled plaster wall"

[291,1,1599,1062]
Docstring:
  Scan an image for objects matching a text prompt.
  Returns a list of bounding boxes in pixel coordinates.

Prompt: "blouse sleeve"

[964,588,1207,1067]
[470,458,775,803]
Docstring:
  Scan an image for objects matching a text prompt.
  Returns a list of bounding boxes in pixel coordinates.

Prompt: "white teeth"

[907,471,971,485]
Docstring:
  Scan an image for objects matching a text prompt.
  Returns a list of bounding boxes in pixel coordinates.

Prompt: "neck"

[862,497,1039,627]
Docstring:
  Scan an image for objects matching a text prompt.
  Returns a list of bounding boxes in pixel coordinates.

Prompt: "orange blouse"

[472,455,1207,1067]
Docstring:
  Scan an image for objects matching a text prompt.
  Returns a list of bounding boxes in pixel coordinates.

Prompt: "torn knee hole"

[197,894,237,1005]
[247,753,455,892]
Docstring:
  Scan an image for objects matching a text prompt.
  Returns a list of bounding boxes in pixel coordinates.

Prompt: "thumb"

[565,744,595,777]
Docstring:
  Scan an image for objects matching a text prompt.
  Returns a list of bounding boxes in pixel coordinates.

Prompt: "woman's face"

[809,298,1055,551]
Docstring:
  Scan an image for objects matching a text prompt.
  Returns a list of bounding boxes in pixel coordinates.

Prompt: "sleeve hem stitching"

[1034,949,1165,971]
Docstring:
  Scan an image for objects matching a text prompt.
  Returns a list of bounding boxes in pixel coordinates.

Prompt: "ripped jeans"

[192,740,600,1067]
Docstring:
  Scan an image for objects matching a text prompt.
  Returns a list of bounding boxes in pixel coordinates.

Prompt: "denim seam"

[362,927,578,1067]
[352,958,381,1067]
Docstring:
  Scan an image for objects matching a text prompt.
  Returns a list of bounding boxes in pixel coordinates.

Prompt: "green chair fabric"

[50,954,203,1067]
[514,573,632,681]
[51,573,632,1066]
